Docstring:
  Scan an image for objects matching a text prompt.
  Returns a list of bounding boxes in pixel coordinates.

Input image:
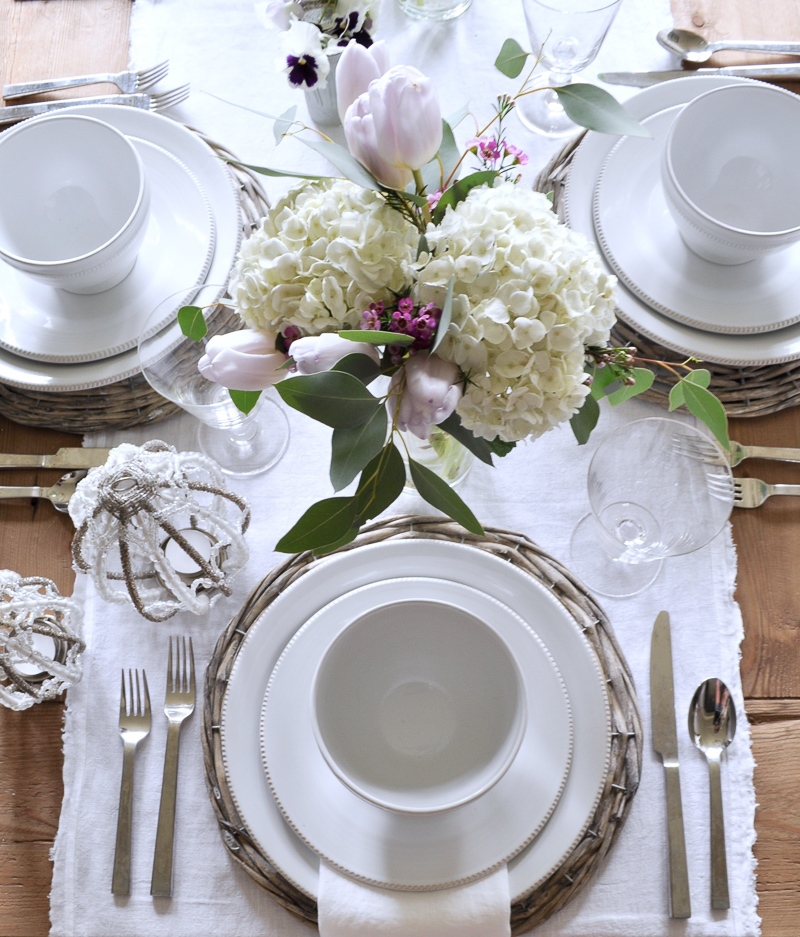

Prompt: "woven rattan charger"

[202,515,642,935]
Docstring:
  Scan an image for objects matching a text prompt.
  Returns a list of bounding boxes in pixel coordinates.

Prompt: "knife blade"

[0,448,110,470]
[599,65,800,86]
[650,611,691,919]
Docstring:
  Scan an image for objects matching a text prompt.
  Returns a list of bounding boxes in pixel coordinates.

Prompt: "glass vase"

[396,0,472,20]
[401,427,473,490]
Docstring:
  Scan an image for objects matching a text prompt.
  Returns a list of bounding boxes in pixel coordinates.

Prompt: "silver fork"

[0,469,87,513]
[672,432,800,468]
[3,60,169,99]
[151,636,195,898]
[0,85,191,125]
[733,477,800,508]
[112,669,152,896]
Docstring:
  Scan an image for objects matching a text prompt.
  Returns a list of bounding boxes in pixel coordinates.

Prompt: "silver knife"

[599,65,800,87]
[0,447,110,469]
[651,611,691,919]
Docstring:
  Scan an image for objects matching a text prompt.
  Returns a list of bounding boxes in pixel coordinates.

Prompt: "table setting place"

[8,0,800,934]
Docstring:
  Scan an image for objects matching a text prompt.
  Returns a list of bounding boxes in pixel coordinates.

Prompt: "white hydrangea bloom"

[230,179,418,334]
[422,182,616,443]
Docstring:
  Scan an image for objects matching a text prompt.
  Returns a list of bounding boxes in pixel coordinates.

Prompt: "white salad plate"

[0,137,215,363]
[566,75,800,366]
[221,539,611,902]
[260,577,573,891]
[594,105,800,336]
[0,104,242,390]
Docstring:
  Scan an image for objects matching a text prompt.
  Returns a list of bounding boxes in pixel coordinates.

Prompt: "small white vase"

[304,51,341,126]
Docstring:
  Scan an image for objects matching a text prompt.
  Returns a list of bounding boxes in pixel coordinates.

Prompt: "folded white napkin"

[318,862,511,937]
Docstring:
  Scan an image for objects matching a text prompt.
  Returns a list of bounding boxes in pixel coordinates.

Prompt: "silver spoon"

[688,677,737,910]
[657,27,800,64]
[0,469,88,514]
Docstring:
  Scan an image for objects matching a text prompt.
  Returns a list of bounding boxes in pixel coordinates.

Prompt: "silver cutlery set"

[0,61,189,123]
[112,636,195,898]
[651,612,736,917]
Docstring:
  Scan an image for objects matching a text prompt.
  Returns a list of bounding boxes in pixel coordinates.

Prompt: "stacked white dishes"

[565,75,800,366]
[220,539,612,900]
[0,104,242,391]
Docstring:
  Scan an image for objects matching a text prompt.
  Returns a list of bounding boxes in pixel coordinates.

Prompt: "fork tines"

[121,667,150,717]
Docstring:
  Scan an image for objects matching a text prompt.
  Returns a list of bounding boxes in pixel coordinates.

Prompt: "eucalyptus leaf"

[330,406,388,491]
[570,393,600,445]
[668,381,685,412]
[606,367,654,405]
[355,443,406,520]
[275,496,358,553]
[436,411,493,466]
[432,170,498,225]
[554,84,651,138]
[684,368,711,388]
[302,136,384,191]
[495,38,530,79]
[417,234,430,260]
[438,121,461,188]
[486,437,516,458]
[227,158,330,182]
[589,363,619,400]
[312,523,361,556]
[276,371,380,428]
[408,458,484,535]
[229,389,262,415]
[446,103,470,129]
[273,105,297,145]
[332,352,381,385]
[338,329,414,346]
[177,305,207,342]
[682,381,730,450]
[430,276,454,355]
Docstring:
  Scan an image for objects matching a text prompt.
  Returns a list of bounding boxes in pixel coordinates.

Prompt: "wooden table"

[1,0,800,934]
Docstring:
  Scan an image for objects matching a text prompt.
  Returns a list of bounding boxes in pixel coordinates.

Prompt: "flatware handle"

[708,757,730,910]
[769,484,800,497]
[0,485,41,500]
[111,742,136,896]
[3,73,115,98]
[714,40,800,54]
[664,764,691,918]
[151,721,181,897]
[0,95,144,124]
[742,444,800,463]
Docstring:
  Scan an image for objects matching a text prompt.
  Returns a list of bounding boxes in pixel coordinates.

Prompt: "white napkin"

[318,863,511,937]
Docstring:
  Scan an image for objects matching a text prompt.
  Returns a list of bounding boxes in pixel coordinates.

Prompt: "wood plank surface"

[1,0,800,935]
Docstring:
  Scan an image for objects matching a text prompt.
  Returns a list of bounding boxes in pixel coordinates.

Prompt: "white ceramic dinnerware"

[224,540,610,900]
[593,106,800,335]
[0,114,150,293]
[662,84,800,265]
[0,103,241,391]
[260,576,573,890]
[310,599,527,815]
[565,75,800,365]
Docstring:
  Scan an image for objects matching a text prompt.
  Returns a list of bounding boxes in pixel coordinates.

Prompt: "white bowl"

[662,83,800,265]
[311,599,527,814]
[0,114,150,293]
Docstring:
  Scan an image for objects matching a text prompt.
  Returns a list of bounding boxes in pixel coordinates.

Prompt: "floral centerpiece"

[188,40,730,554]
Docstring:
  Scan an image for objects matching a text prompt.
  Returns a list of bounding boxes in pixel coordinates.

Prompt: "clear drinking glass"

[138,283,290,477]
[569,417,734,598]
[518,0,623,137]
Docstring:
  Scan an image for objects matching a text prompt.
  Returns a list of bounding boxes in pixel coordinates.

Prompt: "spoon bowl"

[657,27,800,64]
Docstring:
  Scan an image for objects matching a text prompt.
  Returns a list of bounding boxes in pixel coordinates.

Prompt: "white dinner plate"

[220,539,611,902]
[565,75,800,366]
[0,105,242,390]
[0,138,215,363]
[594,105,800,336]
[260,577,573,891]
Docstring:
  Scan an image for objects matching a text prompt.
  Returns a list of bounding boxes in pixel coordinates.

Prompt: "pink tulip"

[368,66,442,172]
[198,330,287,391]
[291,333,380,374]
[336,39,390,123]
[387,352,462,439]
[343,95,413,190]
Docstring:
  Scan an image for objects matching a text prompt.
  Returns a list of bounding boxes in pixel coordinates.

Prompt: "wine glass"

[138,283,290,477]
[569,417,734,598]
[517,0,623,138]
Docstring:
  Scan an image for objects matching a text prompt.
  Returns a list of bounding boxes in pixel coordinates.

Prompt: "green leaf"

[486,437,516,458]
[681,381,730,450]
[355,442,406,520]
[606,368,654,405]
[589,364,620,400]
[436,411,493,466]
[331,352,381,385]
[421,120,460,194]
[275,497,358,553]
[430,276,454,355]
[446,103,470,129]
[668,381,685,412]
[330,405,388,491]
[229,389,262,415]
[554,84,651,138]
[495,38,530,79]
[570,394,600,445]
[684,368,711,389]
[227,158,330,182]
[416,234,430,260]
[432,170,498,225]
[276,371,380,428]
[408,458,484,535]
[301,136,384,191]
[312,523,361,556]
[338,329,414,346]
[273,105,297,145]
[177,305,207,342]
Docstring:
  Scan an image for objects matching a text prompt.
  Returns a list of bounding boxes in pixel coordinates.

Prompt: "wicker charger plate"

[202,515,642,935]
[536,135,800,418]
[0,127,269,434]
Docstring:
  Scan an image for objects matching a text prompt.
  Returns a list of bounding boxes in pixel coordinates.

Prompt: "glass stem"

[228,417,259,443]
